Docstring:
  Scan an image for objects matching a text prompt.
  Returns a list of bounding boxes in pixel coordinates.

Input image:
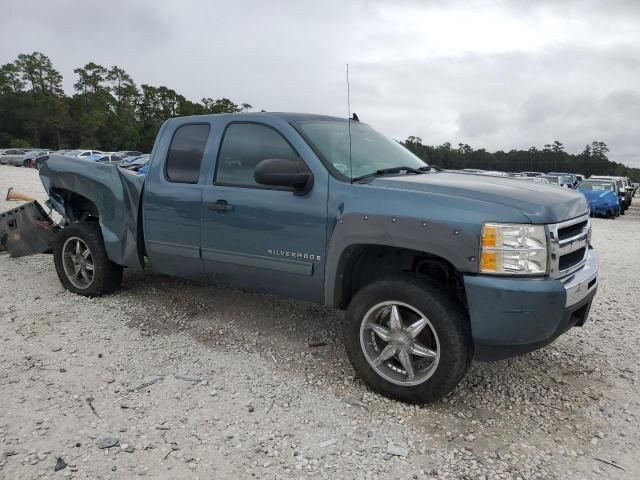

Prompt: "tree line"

[402,138,640,181]
[1,52,638,181]
[0,52,251,152]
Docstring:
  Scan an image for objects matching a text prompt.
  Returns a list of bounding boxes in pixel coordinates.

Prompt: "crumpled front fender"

[38,155,146,269]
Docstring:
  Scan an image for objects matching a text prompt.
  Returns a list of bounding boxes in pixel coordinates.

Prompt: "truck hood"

[369,172,588,223]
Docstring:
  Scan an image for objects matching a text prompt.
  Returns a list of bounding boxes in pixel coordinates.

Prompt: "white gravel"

[1,164,639,479]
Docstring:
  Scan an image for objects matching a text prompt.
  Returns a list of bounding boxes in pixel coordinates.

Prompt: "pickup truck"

[0,112,599,404]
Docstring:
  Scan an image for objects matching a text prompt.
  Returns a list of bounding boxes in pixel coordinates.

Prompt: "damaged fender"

[38,155,146,269]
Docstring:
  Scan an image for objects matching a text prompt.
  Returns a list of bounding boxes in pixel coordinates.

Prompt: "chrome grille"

[548,214,590,278]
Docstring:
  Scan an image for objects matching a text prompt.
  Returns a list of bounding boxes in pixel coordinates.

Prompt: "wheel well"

[336,244,466,310]
[51,188,99,222]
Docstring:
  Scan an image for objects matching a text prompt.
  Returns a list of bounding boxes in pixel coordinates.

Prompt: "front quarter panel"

[324,178,531,306]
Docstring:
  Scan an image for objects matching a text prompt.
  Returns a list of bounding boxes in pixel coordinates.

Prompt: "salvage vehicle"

[540,175,568,187]
[589,176,631,212]
[65,149,104,159]
[548,172,578,188]
[0,149,40,167]
[0,113,599,404]
[623,177,634,205]
[576,180,620,217]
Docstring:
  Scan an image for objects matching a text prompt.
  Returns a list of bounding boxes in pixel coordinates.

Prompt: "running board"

[0,201,59,257]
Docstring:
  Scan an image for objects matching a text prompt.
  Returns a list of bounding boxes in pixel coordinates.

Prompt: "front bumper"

[588,202,616,216]
[464,248,598,361]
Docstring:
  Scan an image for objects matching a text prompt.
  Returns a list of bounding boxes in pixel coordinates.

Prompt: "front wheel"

[53,222,123,296]
[343,276,472,404]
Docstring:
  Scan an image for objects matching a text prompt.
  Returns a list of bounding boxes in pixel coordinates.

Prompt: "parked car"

[82,154,121,164]
[97,154,123,164]
[119,154,149,166]
[119,155,150,169]
[590,176,632,212]
[65,149,103,159]
[0,149,42,167]
[576,180,620,217]
[540,175,569,187]
[518,176,550,184]
[548,172,578,188]
[520,171,545,177]
[547,172,578,188]
[4,112,598,404]
[113,150,143,160]
[622,177,634,206]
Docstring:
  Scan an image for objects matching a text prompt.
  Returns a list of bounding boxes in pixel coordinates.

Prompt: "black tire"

[53,222,123,296]
[343,275,472,404]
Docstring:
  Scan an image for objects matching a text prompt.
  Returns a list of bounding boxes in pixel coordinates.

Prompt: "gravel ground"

[1,164,639,479]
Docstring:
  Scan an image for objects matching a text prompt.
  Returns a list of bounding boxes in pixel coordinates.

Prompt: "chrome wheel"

[359,301,440,386]
[61,237,94,289]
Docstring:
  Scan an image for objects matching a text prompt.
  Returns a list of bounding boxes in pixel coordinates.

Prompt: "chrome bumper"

[561,248,598,307]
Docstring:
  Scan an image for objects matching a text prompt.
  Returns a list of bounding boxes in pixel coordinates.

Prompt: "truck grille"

[558,220,588,242]
[548,214,590,278]
[558,247,587,271]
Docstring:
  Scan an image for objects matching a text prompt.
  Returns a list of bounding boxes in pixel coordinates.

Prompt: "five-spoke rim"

[359,301,440,386]
[62,237,94,289]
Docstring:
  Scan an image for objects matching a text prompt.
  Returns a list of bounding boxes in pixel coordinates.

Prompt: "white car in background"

[0,149,43,167]
[65,149,103,159]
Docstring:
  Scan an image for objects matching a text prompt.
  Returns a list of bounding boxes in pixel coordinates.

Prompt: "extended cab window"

[166,124,211,183]
[215,123,304,188]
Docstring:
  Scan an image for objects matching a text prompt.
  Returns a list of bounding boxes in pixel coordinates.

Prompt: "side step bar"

[0,201,59,257]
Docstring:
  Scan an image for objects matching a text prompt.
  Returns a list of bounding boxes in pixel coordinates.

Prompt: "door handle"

[208,200,234,212]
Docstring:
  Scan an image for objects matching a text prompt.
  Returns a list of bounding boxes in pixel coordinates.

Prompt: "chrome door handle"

[208,200,234,212]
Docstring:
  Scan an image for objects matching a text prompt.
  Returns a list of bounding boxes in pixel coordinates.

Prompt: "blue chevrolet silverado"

[0,113,599,403]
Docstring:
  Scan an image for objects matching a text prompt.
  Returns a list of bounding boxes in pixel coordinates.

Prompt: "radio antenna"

[347,63,353,182]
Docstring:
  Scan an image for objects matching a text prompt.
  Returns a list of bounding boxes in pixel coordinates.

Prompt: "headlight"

[480,223,548,275]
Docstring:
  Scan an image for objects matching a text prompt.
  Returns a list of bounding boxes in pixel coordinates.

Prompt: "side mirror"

[254,158,313,195]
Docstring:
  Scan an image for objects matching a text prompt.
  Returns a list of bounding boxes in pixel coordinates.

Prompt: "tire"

[53,222,123,296]
[343,275,472,404]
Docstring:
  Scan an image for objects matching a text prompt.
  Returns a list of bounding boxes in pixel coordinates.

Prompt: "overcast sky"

[2,0,639,167]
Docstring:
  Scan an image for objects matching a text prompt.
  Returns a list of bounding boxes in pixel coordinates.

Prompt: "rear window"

[165,124,211,183]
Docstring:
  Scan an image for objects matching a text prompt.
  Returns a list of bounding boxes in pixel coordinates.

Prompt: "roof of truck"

[168,112,349,124]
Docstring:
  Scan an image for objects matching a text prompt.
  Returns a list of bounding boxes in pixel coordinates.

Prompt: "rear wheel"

[53,222,123,296]
[343,276,472,404]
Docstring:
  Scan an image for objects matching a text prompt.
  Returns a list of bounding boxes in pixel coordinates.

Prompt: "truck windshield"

[293,120,427,180]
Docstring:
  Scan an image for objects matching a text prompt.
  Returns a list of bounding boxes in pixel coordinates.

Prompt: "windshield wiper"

[352,166,425,183]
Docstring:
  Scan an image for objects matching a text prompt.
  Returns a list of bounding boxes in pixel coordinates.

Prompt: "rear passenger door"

[142,122,212,281]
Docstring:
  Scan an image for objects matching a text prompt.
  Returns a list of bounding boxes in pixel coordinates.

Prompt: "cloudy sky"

[2,0,639,167]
